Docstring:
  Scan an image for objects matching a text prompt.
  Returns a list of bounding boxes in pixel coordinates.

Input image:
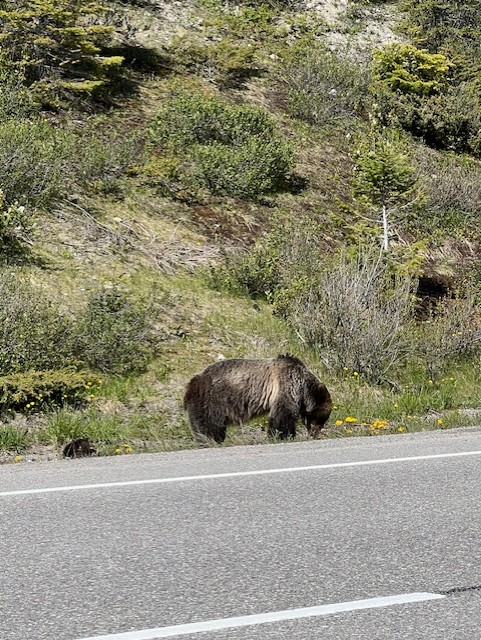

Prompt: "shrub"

[192,138,291,198]
[74,287,158,374]
[373,82,481,154]
[0,190,32,251]
[0,274,159,377]
[149,92,293,199]
[413,146,481,234]
[0,119,74,208]
[279,45,370,124]
[172,39,262,89]
[372,43,451,95]
[283,248,416,383]
[0,274,74,374]
[0,369,101,415]
[403,0,481,59]
[415,295,481,379]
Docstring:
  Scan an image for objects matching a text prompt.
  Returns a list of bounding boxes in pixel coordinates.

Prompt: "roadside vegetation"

[2,0,481,462]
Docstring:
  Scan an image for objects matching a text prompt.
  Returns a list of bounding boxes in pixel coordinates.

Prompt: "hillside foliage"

[2,0,481,455]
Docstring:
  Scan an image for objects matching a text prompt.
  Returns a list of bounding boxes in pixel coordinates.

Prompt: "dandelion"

[437,419,443,426]
[343,367,349,372]
[114,448,122,455]
[428,380,433,385]
[345,416,357,423]
[13,455,23,463]
[397,426,405,433]
[353,372,359,377]
[333,405,338,410]
[335,420,344,426]
[346,429,353,435]
[393,403,398,408]
[370,419,388,430]
[449,377,455,382]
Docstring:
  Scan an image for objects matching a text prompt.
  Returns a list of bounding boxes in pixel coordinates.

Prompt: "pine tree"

[0,0,123,103]
[353,135,420,251]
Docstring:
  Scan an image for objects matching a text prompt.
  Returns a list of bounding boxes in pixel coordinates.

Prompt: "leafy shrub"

[0,369,101,415]
[403,0,481,64]
[0,274,74,374]
[74,287,158,374]
[373,82,481,154]
[0,119,74,208]
[279,45,370,124]
[149,92,293,199]
[0,274,158,377]
[0,69,36,120]
[192,138,291,198]
[0,190,32,251]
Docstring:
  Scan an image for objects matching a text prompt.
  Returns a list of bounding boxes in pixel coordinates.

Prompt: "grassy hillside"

[2,0,481,462]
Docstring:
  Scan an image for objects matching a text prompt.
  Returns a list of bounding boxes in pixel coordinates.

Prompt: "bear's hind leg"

[188,409,227,444]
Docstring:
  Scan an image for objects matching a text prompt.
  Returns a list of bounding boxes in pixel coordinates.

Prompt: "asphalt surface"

[2,428,481,639]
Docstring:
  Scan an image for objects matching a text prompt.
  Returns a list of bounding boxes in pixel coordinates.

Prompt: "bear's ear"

[304,380,330,412]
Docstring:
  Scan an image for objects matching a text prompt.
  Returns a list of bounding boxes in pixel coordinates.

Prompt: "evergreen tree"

[353,135,420,251]
[0,0,123,103]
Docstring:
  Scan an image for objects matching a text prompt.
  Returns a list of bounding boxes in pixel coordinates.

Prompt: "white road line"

[75,592,445,640]
[3,449,481,497]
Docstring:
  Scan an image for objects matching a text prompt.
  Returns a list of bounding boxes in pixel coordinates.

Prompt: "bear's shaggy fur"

[184,354,332,443]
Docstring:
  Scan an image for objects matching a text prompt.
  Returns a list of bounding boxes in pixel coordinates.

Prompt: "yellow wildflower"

[114,448,122,455]
[13,455,23,463]
[335,420,344,426]
[398,426,405,433]
[437,419,443,426]
[345,416,357,423]
[353,371,359,377]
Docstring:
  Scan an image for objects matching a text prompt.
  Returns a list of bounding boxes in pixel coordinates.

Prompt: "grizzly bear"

[184,354,332,443]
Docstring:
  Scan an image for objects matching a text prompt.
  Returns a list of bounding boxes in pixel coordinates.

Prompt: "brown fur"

[184,355,332,443]
[63,438,96,458]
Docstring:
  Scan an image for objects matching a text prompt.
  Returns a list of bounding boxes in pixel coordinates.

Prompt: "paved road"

[2,428,481,639]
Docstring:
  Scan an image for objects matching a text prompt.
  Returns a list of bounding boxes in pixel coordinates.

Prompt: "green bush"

[149,92,293,199]
[372,43,451,95]
[0,369,101,415]
[74,287,158,374]
[403,0,481,63]
[0,274,159,377]
[279,45,370,124]
[0,119,74,208]
[0,274,75,374]
[192,138,291,198]
[374,82,481,154]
